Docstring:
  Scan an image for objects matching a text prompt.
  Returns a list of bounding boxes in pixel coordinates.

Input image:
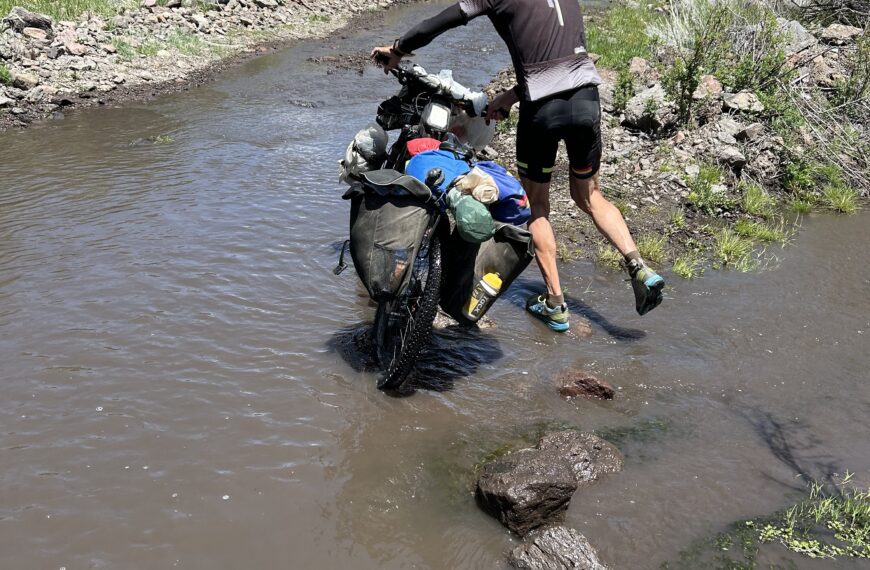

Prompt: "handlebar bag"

[345,182,437,303]
[474,161,531,226]
[438,222,535,325]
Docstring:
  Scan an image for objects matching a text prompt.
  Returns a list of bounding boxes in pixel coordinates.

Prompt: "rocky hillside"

[0,0,410,129]
[486,7,867,279]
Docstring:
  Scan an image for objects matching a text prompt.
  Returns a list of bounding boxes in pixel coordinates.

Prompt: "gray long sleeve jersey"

[396,0,602,102]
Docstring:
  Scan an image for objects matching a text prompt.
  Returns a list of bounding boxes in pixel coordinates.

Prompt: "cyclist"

[371,0,664,332]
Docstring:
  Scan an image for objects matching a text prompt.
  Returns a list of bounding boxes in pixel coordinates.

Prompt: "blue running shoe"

[526,293,570,332]
[628,259,665,315]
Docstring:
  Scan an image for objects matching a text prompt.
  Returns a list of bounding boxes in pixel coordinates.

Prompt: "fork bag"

[439,223,535,325]
[347,186,436,302]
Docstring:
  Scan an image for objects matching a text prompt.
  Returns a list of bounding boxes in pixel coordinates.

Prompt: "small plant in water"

[822,184,859,214]
[596,243,623,270]
[672,254,703,279]
[713,228,755,270]
[733,219,789,243]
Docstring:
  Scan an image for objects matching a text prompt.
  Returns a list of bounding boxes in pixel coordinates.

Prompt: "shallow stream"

[1,1,869,568]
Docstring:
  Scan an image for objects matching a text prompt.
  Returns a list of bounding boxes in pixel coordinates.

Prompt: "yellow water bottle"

[464,272,502,321]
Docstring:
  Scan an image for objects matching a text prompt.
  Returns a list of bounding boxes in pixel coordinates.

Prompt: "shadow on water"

[739,407,842,491]
[326,321,503,393]
[505,277,646,341]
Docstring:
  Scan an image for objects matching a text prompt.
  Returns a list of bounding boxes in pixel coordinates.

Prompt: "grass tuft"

[596,244,623,270]
[672,254,704,279]
[714,228,755,270]
[637,234,667,265]
[0,63,11,86]
[733,219,789,243]
[669,209,687,229]
[687,163,736,215]
[740,182,777,218]
[822,184,859,214]
[790,198,814,214]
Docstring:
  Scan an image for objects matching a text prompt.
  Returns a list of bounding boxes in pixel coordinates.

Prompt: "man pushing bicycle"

[372,0,664,332]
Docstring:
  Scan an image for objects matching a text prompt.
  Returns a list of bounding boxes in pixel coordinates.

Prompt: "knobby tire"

[375,236,442,391]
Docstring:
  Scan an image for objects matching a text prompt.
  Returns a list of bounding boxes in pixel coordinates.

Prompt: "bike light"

[421,101,451,132]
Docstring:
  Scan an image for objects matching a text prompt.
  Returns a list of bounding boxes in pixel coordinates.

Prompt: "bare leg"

[521,177,562,297]
[570,173,637,256]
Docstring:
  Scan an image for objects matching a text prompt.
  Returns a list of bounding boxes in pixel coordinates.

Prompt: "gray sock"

[547,293,564,308]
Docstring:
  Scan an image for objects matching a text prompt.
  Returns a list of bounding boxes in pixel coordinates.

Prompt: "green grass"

[822,184,859,214]
[0,0,136,19]
[596,244,624,269]
[0,63,10,86]
[713,228,755,270]
[669,209,686,229]
[672,254,704,279]
[166,29,205,56]
[308,14,330,23]
[687,163,736,215]
[637,234,667,265]
[496,109,518,135]
[740,182,776,218]
[790,197,814,214]
[733,219,789,243]
[586,5,656,70]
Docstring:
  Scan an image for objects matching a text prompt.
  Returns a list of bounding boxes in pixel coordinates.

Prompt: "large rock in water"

[508,526,611,570]
[476,431,623,536]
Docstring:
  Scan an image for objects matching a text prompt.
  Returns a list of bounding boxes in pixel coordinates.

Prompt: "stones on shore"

[623,84,677,132]
[508,526,611,570]
[554,369,615,401]
[3,7,53,34]
[475,431,623,536]
[821,23,864,45]
[722,91,765,114]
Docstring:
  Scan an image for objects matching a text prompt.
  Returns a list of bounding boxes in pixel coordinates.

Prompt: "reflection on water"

[1,1,869,568]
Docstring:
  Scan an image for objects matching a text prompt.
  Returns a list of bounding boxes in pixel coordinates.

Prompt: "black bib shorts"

[515,85,602,184]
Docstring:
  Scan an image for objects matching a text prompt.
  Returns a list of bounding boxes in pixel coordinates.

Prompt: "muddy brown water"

[1,2,869,568]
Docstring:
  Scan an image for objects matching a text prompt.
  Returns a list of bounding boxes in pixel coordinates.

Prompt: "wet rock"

[777,18,816,54]
[475,431,623,536]
[723,91,764,113]
[821,23,863,45]
[508,526,611,570]
[736,122,765,142]
[692,74,722,100]
[623,84,677,132]
[3,7,53,33]
[554,370,614,400]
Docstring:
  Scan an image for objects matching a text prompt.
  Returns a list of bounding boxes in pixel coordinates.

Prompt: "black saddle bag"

[343,170,436,302]
[439,223,535,325]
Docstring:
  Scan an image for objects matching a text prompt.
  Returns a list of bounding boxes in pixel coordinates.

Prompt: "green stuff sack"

[446,189,495,244]
[439,223,535,325]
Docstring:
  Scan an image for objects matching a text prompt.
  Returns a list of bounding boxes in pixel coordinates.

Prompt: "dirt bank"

[0,0,418,131]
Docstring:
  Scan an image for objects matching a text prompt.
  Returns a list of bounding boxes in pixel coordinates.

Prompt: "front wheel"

[373,236,442,391]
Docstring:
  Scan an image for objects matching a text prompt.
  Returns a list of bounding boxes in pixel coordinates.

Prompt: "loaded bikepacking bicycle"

[336,63,533,391]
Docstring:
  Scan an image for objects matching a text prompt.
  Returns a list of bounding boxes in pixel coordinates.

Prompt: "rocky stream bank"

[484,16,867,278]
[0,0,416,130]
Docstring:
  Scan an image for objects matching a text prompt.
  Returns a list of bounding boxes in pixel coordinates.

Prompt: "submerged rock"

[475,431,623,536]
[554,370,615,400]
[508,526,611,570]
